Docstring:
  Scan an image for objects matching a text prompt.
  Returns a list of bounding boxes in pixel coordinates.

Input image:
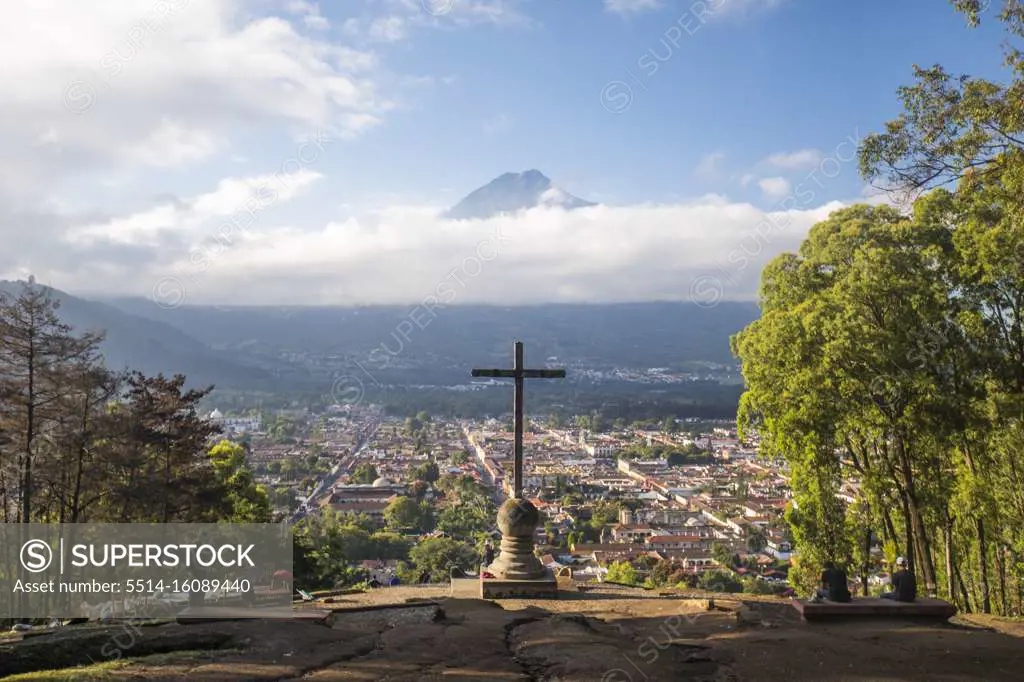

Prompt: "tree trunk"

[960,443,992,613]
[862,526,871,596]
[956,563,972,613]
[901,494,915,571]
[997,544,1008,616]
[944,513,956,604]
[22,420,33,523]
[973,516,992,613]
[896,436,937,594]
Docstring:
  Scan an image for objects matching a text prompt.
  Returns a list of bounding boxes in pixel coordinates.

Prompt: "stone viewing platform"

[793,596,957,622]
[3,586,1022,680]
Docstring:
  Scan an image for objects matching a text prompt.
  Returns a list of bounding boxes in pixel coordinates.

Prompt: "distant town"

[209,401,800,592]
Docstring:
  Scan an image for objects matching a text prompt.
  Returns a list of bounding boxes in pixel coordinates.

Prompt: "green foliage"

[384,496,435,533]
[292,510,411,590]
[605,561,639,586]
[741,577,778,595]
[350,463,379,484]
[698,570,743,593]
[619,442,710,466]
[414,461,440,483]
[266,415,298,443]
[737,52,1024,613]
[589,500,623,532]
[786,555,821,597]
[207,440,271,522]
[711,542,738,569]
[436,488,495,538]
[408,537,479,582]
[746,527,769,554]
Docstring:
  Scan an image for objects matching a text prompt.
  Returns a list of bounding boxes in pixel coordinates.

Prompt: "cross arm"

[521,370,566,378]
[472,369,517,378]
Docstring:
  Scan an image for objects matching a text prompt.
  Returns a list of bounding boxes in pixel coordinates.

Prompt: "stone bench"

[792,597,956,622]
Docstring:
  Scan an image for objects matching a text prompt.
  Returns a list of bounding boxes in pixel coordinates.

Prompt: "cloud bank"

[25,184,846,307]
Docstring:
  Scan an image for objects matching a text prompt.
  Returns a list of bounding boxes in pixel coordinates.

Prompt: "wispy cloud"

[694,152,727,181]
[604,0,662,14]
[764,148,824,170]
[758,176,791,199]
[605,0,785,18]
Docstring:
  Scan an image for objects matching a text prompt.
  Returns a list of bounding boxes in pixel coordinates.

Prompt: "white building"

[209,409,262,435]
[766,538,792,560]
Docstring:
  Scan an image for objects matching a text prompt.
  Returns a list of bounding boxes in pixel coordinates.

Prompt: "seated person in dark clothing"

[813,561,852,603]
[881,557,917,602]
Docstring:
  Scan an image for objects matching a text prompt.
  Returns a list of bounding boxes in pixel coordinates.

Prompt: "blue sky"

[315,0,1010,207]
[1,0,1015,305]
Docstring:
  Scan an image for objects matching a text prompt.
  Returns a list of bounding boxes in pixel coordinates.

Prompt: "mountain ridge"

[0,280,271,388]
[100,298,757,367]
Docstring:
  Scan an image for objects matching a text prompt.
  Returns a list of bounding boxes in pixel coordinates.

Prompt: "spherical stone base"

[491,497,544,580]
[497,498,540,537]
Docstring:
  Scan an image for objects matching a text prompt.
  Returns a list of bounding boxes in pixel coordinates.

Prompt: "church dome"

[209,409,224,420]
[371,477,393,487]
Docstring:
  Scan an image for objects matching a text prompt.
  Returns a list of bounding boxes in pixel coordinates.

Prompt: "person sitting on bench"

[812,560,852,603]
[881,557,916,602]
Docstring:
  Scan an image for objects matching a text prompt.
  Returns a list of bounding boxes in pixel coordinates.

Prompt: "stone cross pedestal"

[491,498,545,579]
[482,497,557,597]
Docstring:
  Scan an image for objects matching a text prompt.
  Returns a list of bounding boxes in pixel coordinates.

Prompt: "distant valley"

[1,280,757,417]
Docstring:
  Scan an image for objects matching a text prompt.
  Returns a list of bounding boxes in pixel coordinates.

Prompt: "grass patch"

[1,648,247,681]
[2,659,128,681]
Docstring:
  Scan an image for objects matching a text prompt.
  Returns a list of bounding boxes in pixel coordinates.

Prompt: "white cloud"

[607,0,785,19]
[713,0,787,17]
[304,14,330,30]
[17,181,851,306]
[122,119,224,167]
[758,176,791,199]
[66,171,323,247]
[739,174,755,188]
[369,16,408,42]
[765,148,824,170]
[604,0,662,14]
[694,152,727,181]
[377,0,530,30]
[0,0,387,199]
[285,1,328,29]
[442,0,530,26]
[0,0,401,284]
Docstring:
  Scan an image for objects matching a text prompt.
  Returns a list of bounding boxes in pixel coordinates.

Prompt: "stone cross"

[472,341,565,499]
[472,341,566,582]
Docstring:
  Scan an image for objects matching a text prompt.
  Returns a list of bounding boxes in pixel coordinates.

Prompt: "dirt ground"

[2,585,1022,681]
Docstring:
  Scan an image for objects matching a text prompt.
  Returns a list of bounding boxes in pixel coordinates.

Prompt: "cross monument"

[472,341,565,581]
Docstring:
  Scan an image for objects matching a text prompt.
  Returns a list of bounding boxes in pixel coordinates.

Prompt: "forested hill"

[0,281,270,388]
[100,300,759,368]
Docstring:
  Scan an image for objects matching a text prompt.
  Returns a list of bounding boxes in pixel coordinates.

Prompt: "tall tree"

[102,372,219,522]
[0,280,104,522]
